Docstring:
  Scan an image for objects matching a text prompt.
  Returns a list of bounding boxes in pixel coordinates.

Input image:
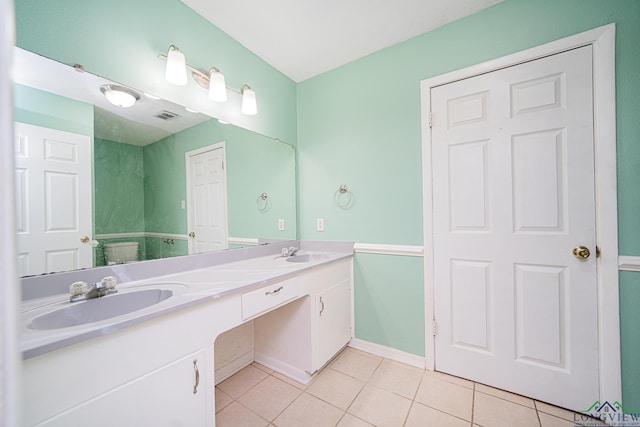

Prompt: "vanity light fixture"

[100,84,140,108]
[165,45,188,86]
[241,85,257,116]
[208,68,227,102]
[159,45,257,115]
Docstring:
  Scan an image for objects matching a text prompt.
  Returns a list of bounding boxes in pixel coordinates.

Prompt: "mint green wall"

[144,118,297,241]
[94,138,145,234]
[620,273,640,413]
[354,254,425,356]
[297,0,640,410]
[14,0,297,145]
[13,84,93,136]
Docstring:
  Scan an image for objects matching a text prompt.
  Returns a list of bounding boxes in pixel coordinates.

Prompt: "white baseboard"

[214,350,255,385]
[349,338,426,370]
[254,352,313,385]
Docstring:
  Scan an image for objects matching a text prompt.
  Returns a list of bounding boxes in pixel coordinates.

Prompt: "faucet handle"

[69,281,88,297]
[102,276,117,290]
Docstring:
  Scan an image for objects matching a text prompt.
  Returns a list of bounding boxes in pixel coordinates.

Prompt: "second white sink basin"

[28,289,174,330]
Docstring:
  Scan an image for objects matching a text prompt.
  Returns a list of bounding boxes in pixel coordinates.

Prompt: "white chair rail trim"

[228,237,260,246]
[95,232,187,240]
[354,243,424,257]
[618,256,640,272]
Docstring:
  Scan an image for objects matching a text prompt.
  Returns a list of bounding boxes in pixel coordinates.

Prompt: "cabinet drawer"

[242,282,299,319]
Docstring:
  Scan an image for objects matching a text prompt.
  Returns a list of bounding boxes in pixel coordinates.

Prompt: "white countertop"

[20,247,352,359]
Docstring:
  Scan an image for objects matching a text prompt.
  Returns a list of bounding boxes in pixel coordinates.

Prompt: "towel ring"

[334,184,353,208]
[256,192,269,212]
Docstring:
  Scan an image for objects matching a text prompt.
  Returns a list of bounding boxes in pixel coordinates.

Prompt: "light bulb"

[165,45,188,86]
[241,86,257,115]
[208,69,227,102]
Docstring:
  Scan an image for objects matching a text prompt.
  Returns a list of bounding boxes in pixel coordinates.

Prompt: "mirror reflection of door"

[14,122,93,276]
[185,142,228,254]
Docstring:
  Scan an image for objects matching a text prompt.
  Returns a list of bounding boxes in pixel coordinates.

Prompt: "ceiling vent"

[153,110,180,121]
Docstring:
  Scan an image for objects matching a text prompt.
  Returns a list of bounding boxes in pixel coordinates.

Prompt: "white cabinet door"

[316,279,351,369]
[38,349,209,427]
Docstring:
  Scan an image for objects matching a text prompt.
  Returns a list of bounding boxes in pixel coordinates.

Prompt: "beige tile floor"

[215,347,605,427]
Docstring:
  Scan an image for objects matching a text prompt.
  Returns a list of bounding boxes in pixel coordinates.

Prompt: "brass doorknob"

[572,246,590,260]
[188,232,196,238]
[80,235,90,243]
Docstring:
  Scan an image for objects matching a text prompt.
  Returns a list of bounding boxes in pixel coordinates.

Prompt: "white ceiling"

[180,0,504,82]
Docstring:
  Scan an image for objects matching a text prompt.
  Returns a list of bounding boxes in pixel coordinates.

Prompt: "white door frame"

[1,0,21,424]
[421,24,619,404]
[185,141,229,254]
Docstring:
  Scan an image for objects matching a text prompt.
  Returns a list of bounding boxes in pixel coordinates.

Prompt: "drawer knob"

[265,286,283,296]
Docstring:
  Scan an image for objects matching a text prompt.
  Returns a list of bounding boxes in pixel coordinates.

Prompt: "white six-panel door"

[14,122,93,276]
[186,143,228,254]
[431,46,598,410]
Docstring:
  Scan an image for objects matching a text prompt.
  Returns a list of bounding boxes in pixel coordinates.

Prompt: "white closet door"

[14,122,93,276]
[431,46,598,410]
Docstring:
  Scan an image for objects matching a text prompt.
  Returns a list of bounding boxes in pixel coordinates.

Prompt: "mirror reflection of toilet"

[104,242,139,265]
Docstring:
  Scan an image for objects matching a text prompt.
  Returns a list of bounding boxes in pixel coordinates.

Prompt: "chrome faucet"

[274,246,299,259]
[86,281,116,299]
[69,276,118,302]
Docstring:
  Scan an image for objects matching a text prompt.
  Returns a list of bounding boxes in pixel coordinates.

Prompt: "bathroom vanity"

[20,241,353,426]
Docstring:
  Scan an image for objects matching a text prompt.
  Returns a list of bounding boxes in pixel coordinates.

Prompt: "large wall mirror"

[14,47,297,277]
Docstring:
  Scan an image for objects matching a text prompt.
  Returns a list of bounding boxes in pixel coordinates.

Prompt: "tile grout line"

[533,400,543,427]
[402,369,427,427]
[471,381,476,426]
[264,371,307,425]
[339,354,384,425]
[475,389,538,411]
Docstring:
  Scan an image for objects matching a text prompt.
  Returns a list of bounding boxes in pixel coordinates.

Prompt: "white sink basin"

[286,253,330,263]
[28,289,174,330]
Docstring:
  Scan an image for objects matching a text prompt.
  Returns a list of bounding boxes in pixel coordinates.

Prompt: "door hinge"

[432,319,437,336]
[222,160,225,169]
[429,111,433,128]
